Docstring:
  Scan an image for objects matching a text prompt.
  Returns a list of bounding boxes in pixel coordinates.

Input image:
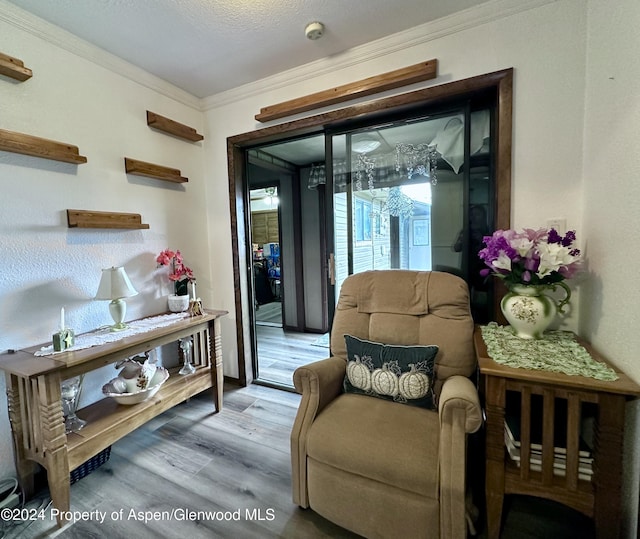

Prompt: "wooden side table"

[474,327,640,539]
[0,310,227,526]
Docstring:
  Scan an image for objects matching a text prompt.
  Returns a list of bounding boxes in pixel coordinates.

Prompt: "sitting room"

[0,0,639,538]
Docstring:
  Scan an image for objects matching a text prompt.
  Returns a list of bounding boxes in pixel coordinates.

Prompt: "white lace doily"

[35,313,191,357]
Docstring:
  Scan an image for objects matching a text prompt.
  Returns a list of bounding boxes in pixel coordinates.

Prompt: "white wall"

[581,0,640,535]
[204,0,588,369]
[0,11,208,480]
[203,0,637,534]
[2,0,639,534]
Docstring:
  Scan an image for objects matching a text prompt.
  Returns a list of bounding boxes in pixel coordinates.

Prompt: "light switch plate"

[547,218,566,233]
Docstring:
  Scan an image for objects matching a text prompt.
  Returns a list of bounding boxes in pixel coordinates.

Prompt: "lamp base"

[109,322,128,332]
[108,299,128,331]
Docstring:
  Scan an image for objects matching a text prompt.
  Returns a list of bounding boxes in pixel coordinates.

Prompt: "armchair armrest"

[291,356,345,507]
[437,375,482,539]
[293,356,346,410]
[438,375,483,434]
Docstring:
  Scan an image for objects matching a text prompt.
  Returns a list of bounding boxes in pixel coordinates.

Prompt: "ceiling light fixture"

[305,22,325,40]
[352,140,381,154]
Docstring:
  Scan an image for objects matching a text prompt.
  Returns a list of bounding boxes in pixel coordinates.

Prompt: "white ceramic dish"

[103,367,169,405]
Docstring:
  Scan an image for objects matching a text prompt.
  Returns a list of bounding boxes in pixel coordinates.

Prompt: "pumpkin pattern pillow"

[343,334,438,409]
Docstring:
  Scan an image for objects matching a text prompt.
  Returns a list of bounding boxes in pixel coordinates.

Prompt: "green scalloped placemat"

[480,323,618,381]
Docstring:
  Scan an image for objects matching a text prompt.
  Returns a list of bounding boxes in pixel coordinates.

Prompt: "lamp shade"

[95,267,138,300]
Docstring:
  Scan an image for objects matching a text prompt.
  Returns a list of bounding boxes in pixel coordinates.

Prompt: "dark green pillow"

[343,334,438,409]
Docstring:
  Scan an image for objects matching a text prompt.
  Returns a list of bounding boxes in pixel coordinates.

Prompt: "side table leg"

[593,394,626,538]
[46,447,71,526]
[38,375,71,527]
[485,376,506,539]
[6,375,35,498]
[212,318,224,412]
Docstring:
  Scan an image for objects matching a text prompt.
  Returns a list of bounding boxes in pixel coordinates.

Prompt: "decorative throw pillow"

[343,334,438,409]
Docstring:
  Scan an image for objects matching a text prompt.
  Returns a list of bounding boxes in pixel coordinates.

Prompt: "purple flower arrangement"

[478,228,582,287]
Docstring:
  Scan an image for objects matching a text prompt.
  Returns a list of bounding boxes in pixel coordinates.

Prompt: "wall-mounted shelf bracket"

[124,157,188,183]
[0,128,87,164]
[146,111,203,142]
[0,52,32,82]
[67,209,150,229]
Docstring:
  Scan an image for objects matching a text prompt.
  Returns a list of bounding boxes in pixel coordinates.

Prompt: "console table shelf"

[66,367,212,470]
[0,310,227,527]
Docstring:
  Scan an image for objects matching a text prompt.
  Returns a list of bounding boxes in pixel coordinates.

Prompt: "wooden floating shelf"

[0,52,32,82]
[0,128,87,164]
[146,111,203,142]
[124,157,188,183]
[256,58,438,122]
[67,209,149,230]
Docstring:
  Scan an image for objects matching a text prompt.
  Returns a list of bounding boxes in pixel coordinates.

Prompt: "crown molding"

[0,0,202,110]
[1,0,555,114]
[202,0,555,111]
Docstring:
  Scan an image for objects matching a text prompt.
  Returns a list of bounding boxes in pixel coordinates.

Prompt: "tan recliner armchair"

[291,270,482,539]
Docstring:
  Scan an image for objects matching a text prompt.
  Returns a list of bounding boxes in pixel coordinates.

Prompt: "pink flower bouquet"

[156,249,195,296]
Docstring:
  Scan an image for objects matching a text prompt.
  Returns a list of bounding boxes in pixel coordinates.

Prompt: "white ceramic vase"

[500,283,570,339]
[168,294,190,312]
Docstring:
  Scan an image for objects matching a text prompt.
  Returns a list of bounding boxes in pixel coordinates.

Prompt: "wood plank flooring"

[2,383,595,539]
[2,384,358,539]
[255,326,329,388]
[255,301,283,326]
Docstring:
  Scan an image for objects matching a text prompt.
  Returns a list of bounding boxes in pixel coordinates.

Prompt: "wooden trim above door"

[228,68,513,386]
[255,59,438,122]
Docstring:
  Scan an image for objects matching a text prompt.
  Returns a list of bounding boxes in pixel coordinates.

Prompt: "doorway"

[247,147,329,388]
[228,69,513,387]
[251,186,282,328]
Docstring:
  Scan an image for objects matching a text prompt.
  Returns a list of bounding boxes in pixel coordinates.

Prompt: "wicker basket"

[69,446,111,484]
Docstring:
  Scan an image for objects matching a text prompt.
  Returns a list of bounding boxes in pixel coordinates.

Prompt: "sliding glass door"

[325,106,494,322]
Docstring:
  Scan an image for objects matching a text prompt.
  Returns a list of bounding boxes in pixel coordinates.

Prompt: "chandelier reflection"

[352,138,380,192]
[354,152,376,192]
[395,143,439,185]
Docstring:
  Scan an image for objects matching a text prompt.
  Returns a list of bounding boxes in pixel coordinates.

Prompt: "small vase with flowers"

[157,249,195,312]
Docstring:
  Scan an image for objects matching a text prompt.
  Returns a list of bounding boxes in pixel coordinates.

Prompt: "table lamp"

[95,266,138,331]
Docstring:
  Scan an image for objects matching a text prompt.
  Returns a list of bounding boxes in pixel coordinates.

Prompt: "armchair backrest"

[330,270,475,395]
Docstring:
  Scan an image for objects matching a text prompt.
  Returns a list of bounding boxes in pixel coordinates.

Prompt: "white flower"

[536,243,578,277]
[510,237,534,257]
[492,252,512,272]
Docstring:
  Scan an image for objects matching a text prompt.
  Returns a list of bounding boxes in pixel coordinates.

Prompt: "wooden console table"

[0,310,227,526]
[474,327,640,538]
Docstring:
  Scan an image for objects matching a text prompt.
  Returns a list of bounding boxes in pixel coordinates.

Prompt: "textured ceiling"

[6,0,488,98]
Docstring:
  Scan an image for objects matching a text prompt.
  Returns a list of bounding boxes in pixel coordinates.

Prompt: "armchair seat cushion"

[307,393,440,499]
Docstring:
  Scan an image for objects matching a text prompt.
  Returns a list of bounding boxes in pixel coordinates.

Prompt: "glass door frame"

[227,69,512,386]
